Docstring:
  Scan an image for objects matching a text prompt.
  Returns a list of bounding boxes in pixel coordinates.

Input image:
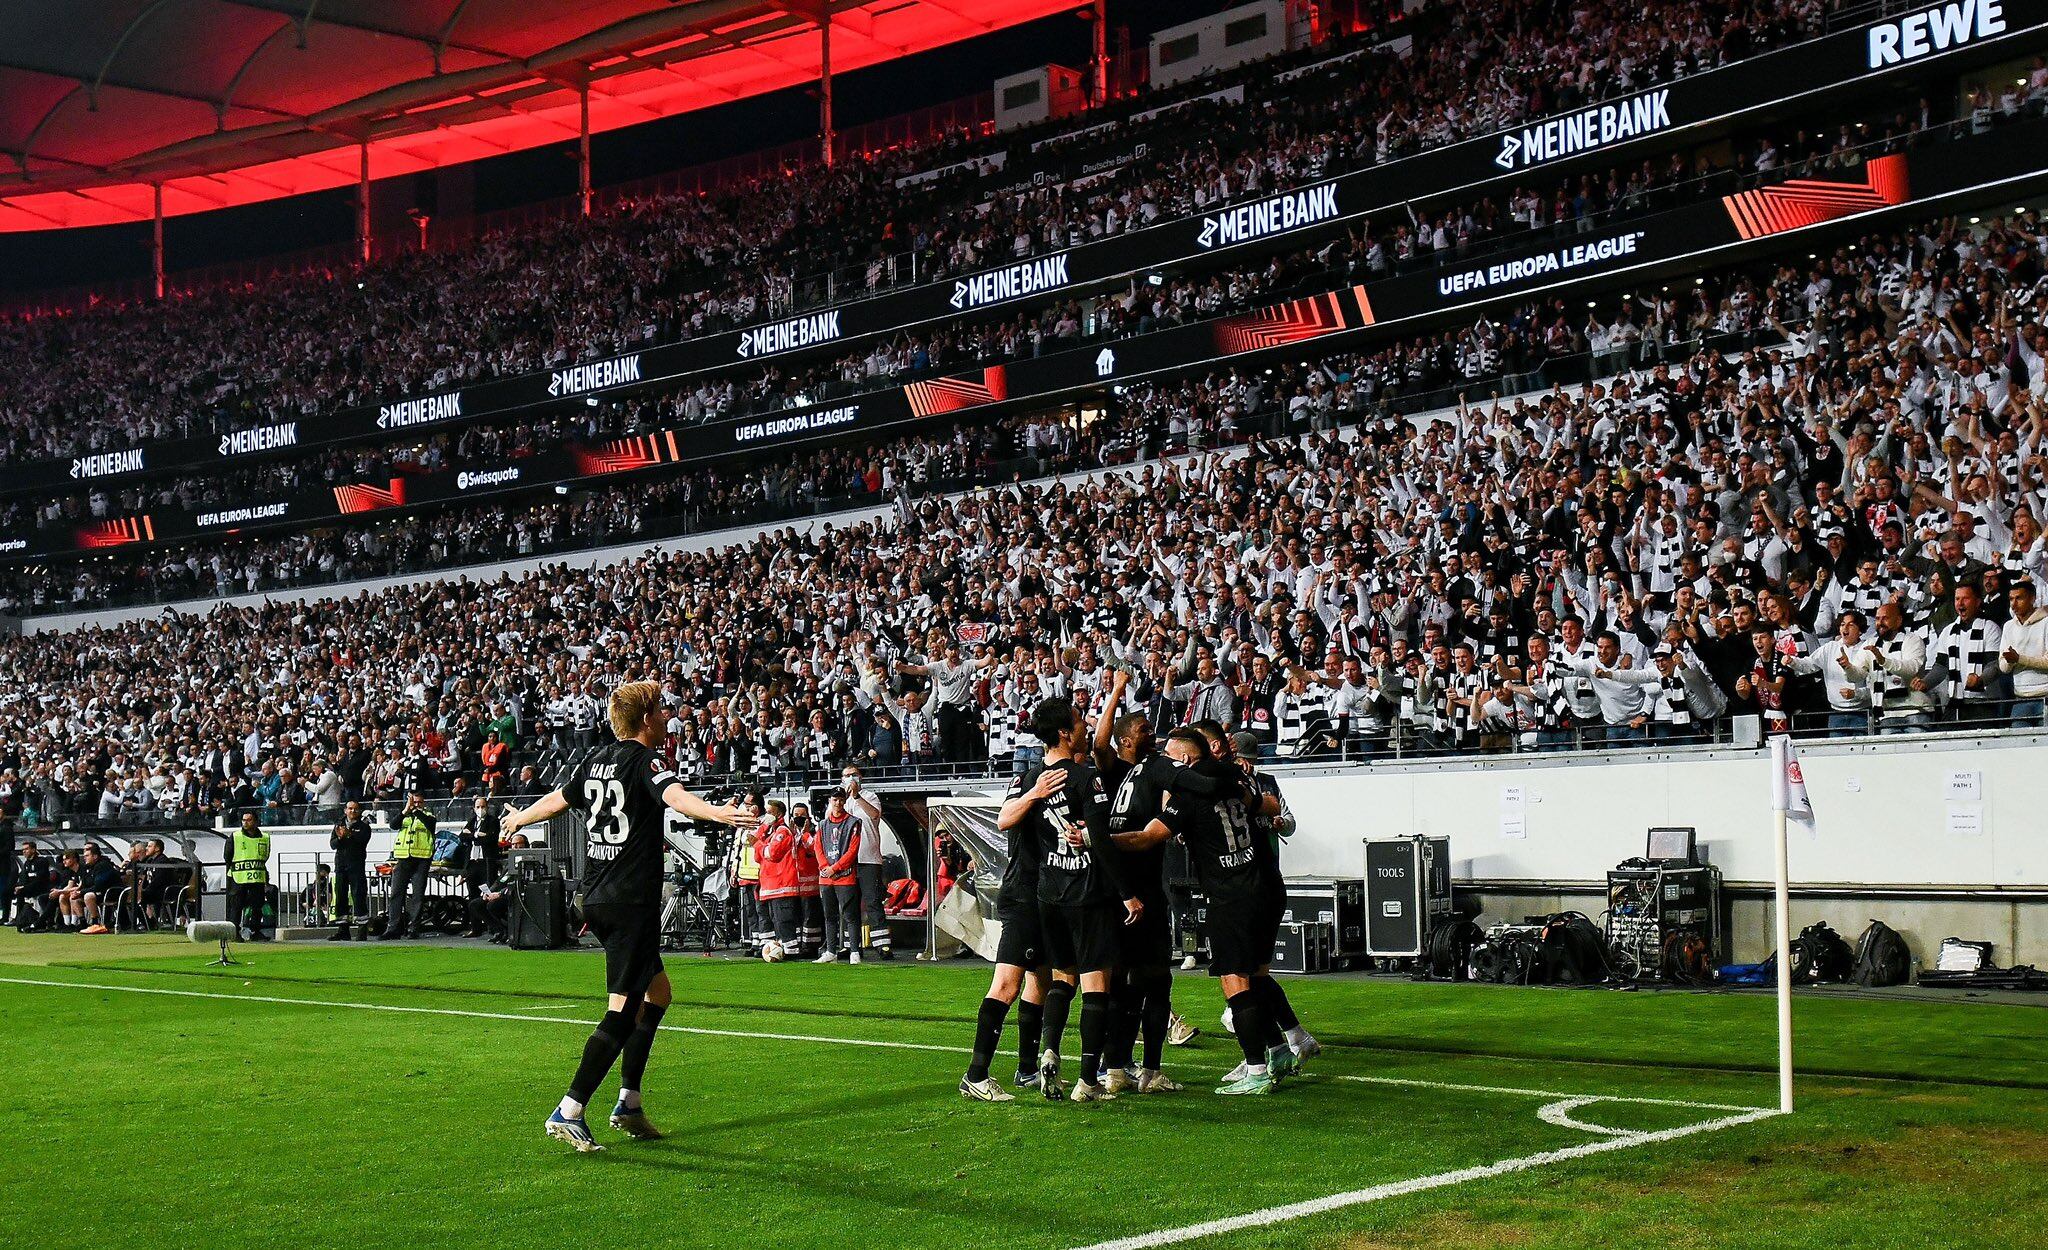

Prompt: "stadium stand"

[3,197,2045,830]
[2,0,2046,834]
[0,0,1843,466]
[10,10,2048,1249]
[0,100,1961,549]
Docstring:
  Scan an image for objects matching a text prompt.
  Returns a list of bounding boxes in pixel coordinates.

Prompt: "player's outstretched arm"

[502,790,569,836]
[660,784,759,829]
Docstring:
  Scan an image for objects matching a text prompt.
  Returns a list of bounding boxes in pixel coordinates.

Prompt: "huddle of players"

[961,668,1318,1101]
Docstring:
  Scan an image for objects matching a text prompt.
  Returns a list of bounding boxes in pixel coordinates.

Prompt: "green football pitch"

[3,930,2043,1250]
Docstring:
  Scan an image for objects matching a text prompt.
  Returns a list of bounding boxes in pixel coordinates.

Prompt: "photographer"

[329,800,373,940]
[377,792,435,941]
[302,864,334,927]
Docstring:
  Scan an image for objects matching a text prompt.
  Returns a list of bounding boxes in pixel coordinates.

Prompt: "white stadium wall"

[1268,733,2047,889]
[956,731,2048,965]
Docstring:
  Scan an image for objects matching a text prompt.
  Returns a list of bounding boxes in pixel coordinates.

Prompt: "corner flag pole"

[1768,734,1795,1114]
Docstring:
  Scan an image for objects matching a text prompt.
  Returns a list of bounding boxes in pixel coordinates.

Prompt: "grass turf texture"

[2,931,2043,1250]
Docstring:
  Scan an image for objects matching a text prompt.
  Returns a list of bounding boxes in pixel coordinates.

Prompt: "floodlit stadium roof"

[0,0,1071,232]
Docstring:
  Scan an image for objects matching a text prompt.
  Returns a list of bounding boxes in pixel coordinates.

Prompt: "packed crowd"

[5,190,2033,610]
[2,207,2043,831]
[0,0,1848,466]
[0,87,1983,548]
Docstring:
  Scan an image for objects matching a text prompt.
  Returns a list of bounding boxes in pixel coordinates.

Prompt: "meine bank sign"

[1196,183,1341,248]
[217,421,298,458]
[70,448,145,480]
[737,309,842,359]
[1494,91,1672,171]
[547,352,642,398]
[949,254,1070,310]
[377,391,464,430]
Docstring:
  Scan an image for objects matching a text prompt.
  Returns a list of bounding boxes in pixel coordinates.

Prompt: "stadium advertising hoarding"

[12,122,2034,561]
[7,0,2041,496]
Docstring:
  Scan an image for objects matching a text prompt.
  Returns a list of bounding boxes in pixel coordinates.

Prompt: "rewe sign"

[1867,0,2005,66]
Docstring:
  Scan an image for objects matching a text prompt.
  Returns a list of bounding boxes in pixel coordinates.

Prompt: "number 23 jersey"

[563,739,677,907]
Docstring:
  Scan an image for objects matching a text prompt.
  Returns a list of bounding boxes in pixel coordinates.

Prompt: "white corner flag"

[1776,735,1816,836]
[1767,735,1803,1113]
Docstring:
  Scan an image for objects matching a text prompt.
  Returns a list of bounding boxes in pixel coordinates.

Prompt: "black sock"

[566,1009,634,1106]
[1105,972,1140,1070]
[1140,971,1173,1070]
[1078,991,1110,1085]
[1261,1007,1287,1049]
[966,996,1011,1083]
[1039,981,1076,1066]
[1016,998,1043,1075]
[1256,974,1301,1032]
[618,1003,667,1095]
[1225,991,1266,1067]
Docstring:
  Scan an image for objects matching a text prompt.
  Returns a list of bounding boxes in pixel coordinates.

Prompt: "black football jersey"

[1107,762,1170,904]
[562,738,677,906]
[997,770,1043,913]
[1017,757,1120,907]
[1161,761,1261,903]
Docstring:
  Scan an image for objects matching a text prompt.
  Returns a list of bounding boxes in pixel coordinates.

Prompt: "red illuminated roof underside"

[0,0,1072,233]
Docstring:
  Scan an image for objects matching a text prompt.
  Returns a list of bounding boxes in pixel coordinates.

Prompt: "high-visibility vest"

[394,811,437,860]
[231,830,271,885]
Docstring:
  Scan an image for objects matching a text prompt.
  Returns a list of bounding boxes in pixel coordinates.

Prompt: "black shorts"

[1040,899,1118,975]
[1205,897,1267,979]
[582,901,664,998]
[994,897,1044,969]
[1257,882,1287,954]
[1118,896,1173,969]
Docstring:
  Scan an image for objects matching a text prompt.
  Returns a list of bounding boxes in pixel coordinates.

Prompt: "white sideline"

[0,973,1784,1248]
[1066,1106,1783,1250]
[0,973,1768,1111]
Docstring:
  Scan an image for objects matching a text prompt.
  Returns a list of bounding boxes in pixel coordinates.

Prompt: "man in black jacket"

[13,840,50,930]
[460,793,505,939]
[0,818,13,926]
[337,734,372,804]
[76,844,122,932]
[329,800,373,940]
